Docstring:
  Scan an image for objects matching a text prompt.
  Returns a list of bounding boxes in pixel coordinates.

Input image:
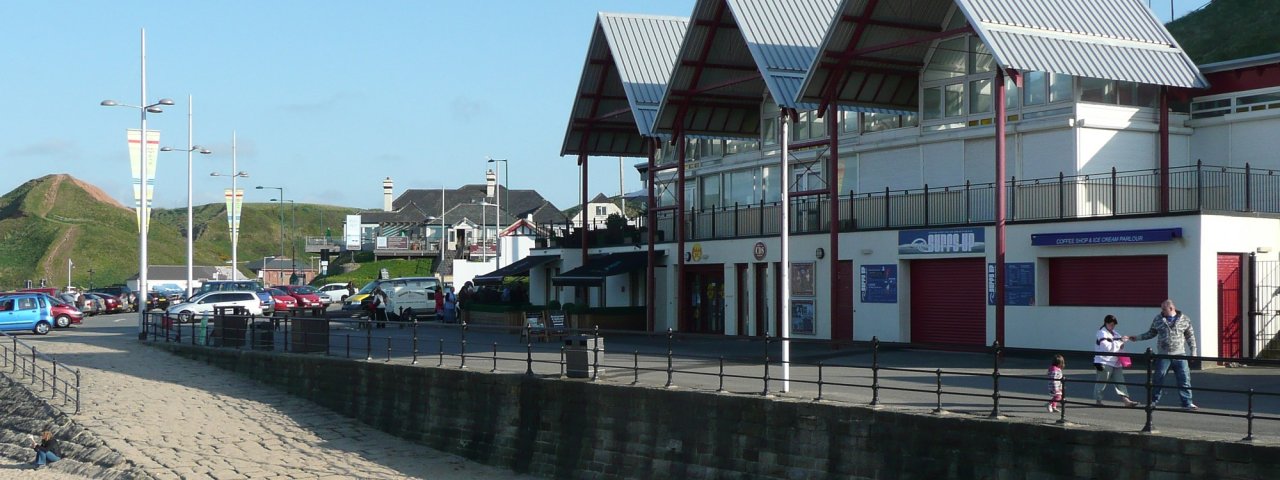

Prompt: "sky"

[0,0,1207,211]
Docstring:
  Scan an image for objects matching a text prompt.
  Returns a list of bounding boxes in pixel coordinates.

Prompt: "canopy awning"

[473,255,559,286]
[552,251,656,287]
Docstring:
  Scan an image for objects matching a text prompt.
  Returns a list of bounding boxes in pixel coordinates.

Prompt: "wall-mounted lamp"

[1258,246,1273,253]
[815,247,825,260]
[860,248,873,255]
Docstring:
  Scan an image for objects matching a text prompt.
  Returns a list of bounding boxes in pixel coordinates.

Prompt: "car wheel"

[55,315,71,328]
[34,321,51,335]
[180,311,194,323]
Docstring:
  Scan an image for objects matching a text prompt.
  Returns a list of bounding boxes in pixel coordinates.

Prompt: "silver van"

[381,277,439,320]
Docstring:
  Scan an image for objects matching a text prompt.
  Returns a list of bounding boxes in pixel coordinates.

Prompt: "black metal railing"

[549,162,1280,247]
[0,331,80,414]
[142,312,1279,442]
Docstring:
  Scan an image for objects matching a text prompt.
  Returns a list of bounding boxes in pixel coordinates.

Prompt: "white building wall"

[1189,111,1280,170]
[452,259,496,289]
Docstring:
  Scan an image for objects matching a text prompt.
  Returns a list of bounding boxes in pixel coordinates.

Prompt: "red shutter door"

[1218,253,1244,360]
[1049,256,1168,306]
[910,258,985,346]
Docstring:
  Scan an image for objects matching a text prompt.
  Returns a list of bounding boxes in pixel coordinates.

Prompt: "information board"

[860,264,897,304]
[988,262,1035,306]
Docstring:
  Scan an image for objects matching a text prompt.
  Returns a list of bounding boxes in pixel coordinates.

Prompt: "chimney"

[485,169,497,199]
[382,177,394,211]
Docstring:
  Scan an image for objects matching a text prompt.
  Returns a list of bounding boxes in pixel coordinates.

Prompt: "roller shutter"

[910,258,986,346]
[1049,256,1167,307]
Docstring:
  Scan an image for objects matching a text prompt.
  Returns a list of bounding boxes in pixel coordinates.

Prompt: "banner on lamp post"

[224,189,244,245]
[127,129,160,231]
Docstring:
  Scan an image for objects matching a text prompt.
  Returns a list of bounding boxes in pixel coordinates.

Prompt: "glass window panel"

[1024,71,1047,105]
[969,38,995,74]
[793,111,810,141]
[1080,77,1115,104]
[923,87,943,120]
[810,109,826,139]
[700,174,720,210]
[1240,92,1280,106]
[708,139,724,157]
[924,37,968,81]
[842,111,858,133]
[969,78,993,114]
[1132,84,1159,108]
[902,113,919,127]
[762,115,778,145]
[1049,73,1073,103]
[1004,78,1020,110]
[728,169,756,206]
[944,83,964,117]
[862,112,901,132]
[761,165,780,203]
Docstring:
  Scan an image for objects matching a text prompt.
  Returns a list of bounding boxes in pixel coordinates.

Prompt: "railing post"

[933,368,943,413]
[411,320,419,365]
[1245,162,1253,211]
[988,341,1002,418]
[711,206,717,238]
[365,321,372,361]
[633,350,641,386]
[733,202,740,236]
[460,321,468,369]
[559,345,566,378]
[883,186,891,227]
[1009,176,1017,220]
[51,360,57,401]
[74,370,80,414]
[492,342,499,373]
[815,361,824,401]
[923,184,930,226]
[438,338,445,367]
[665,328,674,388]
[759,198,765,234]
[385,337,392,362]
[345,333,350,359]
[591,325,600,382]
[964,180,972,223]
[1243,388,1255,442]
[1056,375,1067,425]
[1142,347,1155,433]
[870,336,882,406]
[526,341,534,376]
[763,333,771,397]
[1058,172,1065,219]
[1196,159,1203,210]
[1111,167,1118,215]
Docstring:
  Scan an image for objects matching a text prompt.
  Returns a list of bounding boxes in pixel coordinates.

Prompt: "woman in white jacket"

[1094,315,1139,407]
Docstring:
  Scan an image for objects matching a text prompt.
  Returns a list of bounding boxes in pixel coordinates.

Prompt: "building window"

[762,99,780,146]
[1048,255,1167,306]
[700,174,721,210]
[594,206,607,216]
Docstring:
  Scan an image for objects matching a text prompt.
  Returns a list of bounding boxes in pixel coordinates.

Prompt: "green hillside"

[1168,0,1280,64]
[0,174,359,290]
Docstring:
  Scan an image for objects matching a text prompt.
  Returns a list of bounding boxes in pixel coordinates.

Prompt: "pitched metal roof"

[653,0,840,139]
[798,0,1207,110]
[562,13,689,157]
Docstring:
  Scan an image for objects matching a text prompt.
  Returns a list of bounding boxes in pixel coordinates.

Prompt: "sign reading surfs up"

[126,129,160,231]
[224,189,244,245]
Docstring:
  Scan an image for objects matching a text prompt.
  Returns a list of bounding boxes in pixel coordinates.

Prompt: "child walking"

[1047,354,1065,412]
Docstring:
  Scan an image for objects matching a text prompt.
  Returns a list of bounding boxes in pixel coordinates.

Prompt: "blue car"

[0,293,54,335]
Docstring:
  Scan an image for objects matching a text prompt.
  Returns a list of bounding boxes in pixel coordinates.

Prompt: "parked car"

[152,284,186,303]
[164,291,264,323]
[265,288,299,313]
[193,280,264,298]
[317,283,352,304]
[81,294,103,316]
[85,292,123,314]
[272,285,324,310]
[41,294,84,328]
[143,292,171,312]
[0,293,55,335]
[254,290,275,317]
[380,276,440,321]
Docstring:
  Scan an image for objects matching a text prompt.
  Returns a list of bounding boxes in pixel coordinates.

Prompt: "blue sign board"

[1030,228,1182,247]
[860,264,897,303]
[988,262,1035,306]
[899,227,985,255]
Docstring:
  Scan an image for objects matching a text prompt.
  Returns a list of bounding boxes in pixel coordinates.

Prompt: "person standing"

[1093,315,1139,407]
[442,286,457,324]
[30,430,59,468]
[1130,299,1199,410]
[1046,354,1065,413]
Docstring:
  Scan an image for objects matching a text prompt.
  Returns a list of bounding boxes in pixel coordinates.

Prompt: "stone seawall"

[0,376,151,479]
[157,344,1278,479]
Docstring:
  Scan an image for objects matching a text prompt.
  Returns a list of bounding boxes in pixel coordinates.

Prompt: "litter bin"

[564,335,604,379]
[251,321,275,350]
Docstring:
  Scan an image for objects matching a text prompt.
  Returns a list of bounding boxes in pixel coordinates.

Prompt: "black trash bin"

[564,335,603,379]
[251,321,274,350]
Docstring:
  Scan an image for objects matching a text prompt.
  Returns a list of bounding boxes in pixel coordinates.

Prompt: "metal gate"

[1250,256,1280,358]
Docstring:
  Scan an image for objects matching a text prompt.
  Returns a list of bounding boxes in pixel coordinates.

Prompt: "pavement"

[0,312,540,480]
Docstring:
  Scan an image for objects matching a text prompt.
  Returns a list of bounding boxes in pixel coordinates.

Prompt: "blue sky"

[0,0,1204,211]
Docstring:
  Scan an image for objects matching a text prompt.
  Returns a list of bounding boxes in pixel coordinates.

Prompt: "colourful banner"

[127,129,160,231]
[224,189,244,245]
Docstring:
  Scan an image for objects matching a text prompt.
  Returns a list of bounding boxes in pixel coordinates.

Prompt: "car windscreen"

[358,281,380,294]
[269,289,288,296]
[293,286,318,294]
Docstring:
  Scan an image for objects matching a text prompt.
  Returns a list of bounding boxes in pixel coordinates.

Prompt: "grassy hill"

[0,174,359,290]
[1167,0,1280,64]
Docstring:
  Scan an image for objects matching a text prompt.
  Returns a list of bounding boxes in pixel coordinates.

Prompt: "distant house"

[246,257,317,286]
[126,265,245,293]
[569,193,623,229]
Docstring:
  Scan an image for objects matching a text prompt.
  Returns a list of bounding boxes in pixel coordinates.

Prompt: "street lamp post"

[210,132,249,279]
[272,198,298,283]
[160,95,212,298]
[487,157,508,268]
[257,186,286,264]
[100,28,174,338]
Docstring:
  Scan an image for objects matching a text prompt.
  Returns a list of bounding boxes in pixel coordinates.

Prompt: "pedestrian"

[1129,299,1199,410]
[30,430,59,468]
[458,281,473,323]
[345,281,356,299]
[442,286,457,324]
[372,287,388,328]
[1047,354,1065,413]
[1093,315,1139,407]
[434,286,445,321]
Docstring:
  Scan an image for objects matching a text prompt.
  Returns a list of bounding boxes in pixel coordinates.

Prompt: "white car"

[165,290,264,322]
[317,283,352,304]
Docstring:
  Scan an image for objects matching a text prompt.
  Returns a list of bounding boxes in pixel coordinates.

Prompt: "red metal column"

[1159,86,1170,213]
[994,70,1007,347]
[827,101,842,338]
[676,136,687,330]
[646,139,657,332]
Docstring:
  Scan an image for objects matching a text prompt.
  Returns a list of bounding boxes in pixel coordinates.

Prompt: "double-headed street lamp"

[211,131,249,279]
[160,95,212,298]
[271,198,298,283]
[486,157,508,268]
[100,28,173,338]
[257,186,286,264]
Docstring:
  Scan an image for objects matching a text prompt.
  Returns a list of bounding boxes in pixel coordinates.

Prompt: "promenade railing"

[0,331,80,414]
[142,311,1279,443]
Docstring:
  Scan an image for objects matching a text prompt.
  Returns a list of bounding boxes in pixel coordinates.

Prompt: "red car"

[272,285,324,310]
[266,288,299,313]
[85,292,123,313]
